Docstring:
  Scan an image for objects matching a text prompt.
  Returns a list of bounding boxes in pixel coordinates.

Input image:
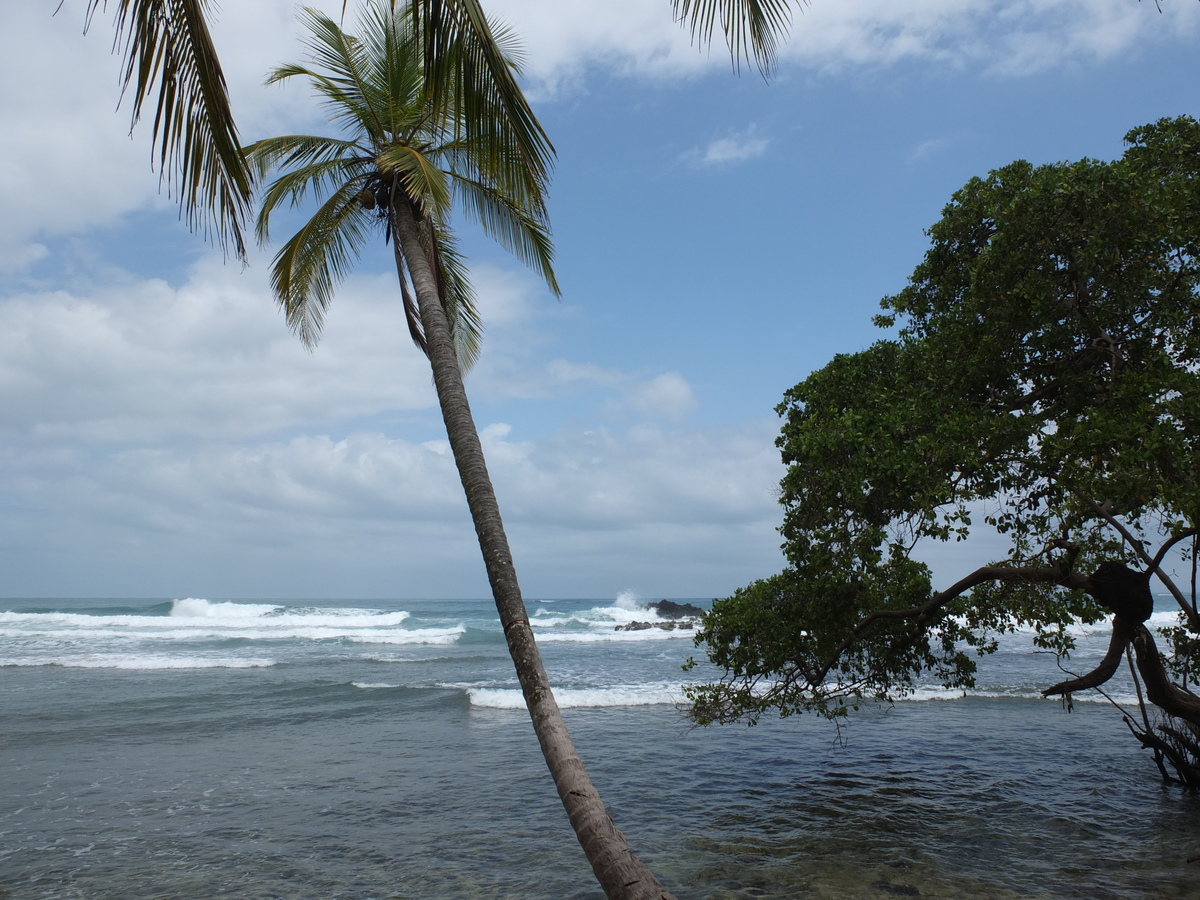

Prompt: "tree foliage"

[688,116,1200,784]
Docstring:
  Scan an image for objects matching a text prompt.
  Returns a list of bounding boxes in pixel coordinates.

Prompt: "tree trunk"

[391,198,676,900]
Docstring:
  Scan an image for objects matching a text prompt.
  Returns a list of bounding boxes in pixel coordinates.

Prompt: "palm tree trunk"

[391,197,676,900]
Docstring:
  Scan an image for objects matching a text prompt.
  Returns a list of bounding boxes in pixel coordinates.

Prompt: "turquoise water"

[1,596,1197,898]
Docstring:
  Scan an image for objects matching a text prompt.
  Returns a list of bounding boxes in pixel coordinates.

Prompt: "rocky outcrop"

[615,619,695,632]
[645,600,704,619]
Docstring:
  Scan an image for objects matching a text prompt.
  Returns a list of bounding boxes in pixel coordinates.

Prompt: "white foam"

[902,686,973,702]
[530,606,664,629]
[992,606,1191,641]
[465,683,681,709]
[366,656,447,664]
[1149,608,1193,628]
[170,598,282,619]
[614,590,641,611]
[1,656,275,669]
[525,598,701,640]
[350,682,401,689]
[345,626,464,645]
[534,628,692,643]
[897,685,1145,706]
[0,602,425,644]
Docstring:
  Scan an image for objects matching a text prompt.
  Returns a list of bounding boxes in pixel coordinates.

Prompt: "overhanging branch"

[808,561,1089,687]
[1042,618,1135,697]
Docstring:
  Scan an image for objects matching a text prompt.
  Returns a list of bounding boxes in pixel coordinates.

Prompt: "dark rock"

[646,600,705,619]
[613,619,695,632]
[616,621,655,631]
[871,881,920,897]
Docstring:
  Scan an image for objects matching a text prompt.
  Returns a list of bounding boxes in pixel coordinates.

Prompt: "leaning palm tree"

[244,5,675,899]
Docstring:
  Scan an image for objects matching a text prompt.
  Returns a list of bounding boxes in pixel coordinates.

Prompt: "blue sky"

[2,0,1198,600]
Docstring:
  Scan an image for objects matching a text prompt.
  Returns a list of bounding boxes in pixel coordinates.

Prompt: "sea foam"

[2,655,275,669]
[465,684,681,709]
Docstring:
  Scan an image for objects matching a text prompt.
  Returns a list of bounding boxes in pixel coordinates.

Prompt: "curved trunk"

[391,198,676,900]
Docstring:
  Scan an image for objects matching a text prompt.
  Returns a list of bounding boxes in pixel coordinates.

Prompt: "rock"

[615,621,653,631]
[646,600,705,619]
[871,882,920,897]
[614,618,696,632]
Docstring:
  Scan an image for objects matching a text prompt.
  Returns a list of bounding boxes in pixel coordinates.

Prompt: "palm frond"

[254,158,375,246]
[244,133,367,182]
[293,9,393,143]
[391,249,428,355]
[377,144,453,218]
[244,134,372,240]
[270,181,377,346]
[408,0,554,202]
[453,177,558,297]
[89,0,252,258]
[361,2,428,139]
[672,0,798,76]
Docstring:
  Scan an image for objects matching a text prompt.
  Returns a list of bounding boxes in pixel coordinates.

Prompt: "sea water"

[1,594,1197,899]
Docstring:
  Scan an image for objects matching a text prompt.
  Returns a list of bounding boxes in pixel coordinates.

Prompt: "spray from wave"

[614,590,642,611]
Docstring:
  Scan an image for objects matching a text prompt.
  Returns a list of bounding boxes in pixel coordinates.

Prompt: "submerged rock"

[871,882,921,897]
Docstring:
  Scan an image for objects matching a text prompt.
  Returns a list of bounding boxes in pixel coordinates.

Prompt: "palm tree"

[244,5,675,898]
[89,3,795,896]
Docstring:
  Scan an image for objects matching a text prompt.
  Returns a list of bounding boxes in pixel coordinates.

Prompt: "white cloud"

[0,247,783,598]
[6,0,1196,266]
[908,136,952,163]
[628,373,698,423]
[0,256,435,444]
[0,415,785,598]
[778,0,1200,75]
[0,4,165,264]
[483,0,1200,90]
[688,127,771,166]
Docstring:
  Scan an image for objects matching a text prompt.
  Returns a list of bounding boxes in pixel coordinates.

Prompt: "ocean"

[1,594,1197,899]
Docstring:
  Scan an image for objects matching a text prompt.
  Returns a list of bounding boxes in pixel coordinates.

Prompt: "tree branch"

[1130,625,1200,726]
[808,562,1089,687]
[1041,618,1135,697]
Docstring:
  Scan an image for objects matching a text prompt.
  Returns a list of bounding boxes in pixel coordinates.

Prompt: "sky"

[1,0,1198,601]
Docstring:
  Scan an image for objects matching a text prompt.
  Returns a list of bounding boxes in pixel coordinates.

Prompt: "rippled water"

[1,596,1197,898]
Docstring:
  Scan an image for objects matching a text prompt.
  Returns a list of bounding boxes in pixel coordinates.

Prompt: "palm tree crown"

[245,2,558,367]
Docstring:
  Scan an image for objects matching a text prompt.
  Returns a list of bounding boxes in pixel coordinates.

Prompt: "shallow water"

[1,597,1197,899]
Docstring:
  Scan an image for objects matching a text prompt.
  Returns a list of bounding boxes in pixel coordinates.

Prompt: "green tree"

[243,5,674,898]
[688,116,1200,786]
